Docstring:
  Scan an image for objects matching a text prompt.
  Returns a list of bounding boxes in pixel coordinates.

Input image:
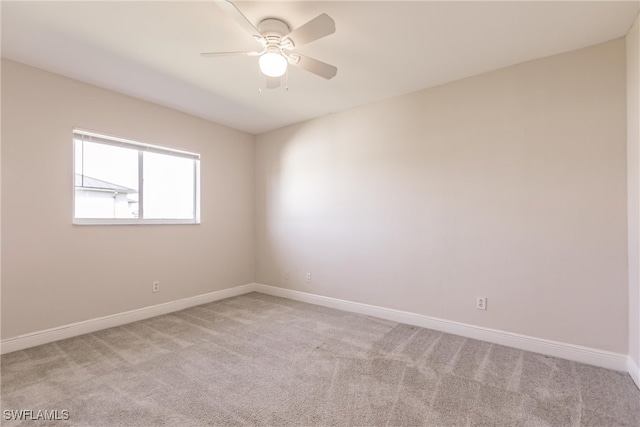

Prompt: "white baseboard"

[628,356,640,389]
[1,282,632,378]
[254,283,629,373]
[0,283,257,355]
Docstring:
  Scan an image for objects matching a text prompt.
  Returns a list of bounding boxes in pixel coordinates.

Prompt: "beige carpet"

[1,292,639,426]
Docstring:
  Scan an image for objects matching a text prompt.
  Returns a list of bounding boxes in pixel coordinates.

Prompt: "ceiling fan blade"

[215,0,263,42]
[266,77,281,89]
[291,54,337,80]
[282,13,335,48]
[200,51,262,57]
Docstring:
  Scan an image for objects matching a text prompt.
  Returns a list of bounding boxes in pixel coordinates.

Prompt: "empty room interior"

[2,0,640,425]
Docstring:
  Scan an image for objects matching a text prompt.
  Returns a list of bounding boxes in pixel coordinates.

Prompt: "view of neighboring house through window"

[74,130,200,224]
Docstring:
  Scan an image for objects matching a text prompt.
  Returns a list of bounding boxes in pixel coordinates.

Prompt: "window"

[73,129,200,224]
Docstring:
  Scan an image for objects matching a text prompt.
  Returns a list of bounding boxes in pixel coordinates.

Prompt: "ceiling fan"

[201,0,337,88]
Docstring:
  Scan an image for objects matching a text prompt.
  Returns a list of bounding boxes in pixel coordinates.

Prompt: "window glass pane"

[143,151,195,219]
[74,140,139,219]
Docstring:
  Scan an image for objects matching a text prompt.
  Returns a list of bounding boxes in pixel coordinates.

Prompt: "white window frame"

[73,129,201,225]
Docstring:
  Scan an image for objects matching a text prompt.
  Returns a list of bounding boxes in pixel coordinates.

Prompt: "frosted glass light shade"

[259,52,288,77]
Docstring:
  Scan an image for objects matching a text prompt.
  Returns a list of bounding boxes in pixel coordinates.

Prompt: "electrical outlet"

[284,270,289,280]
[476,297,487,310]
[153,281,160,293]
[306,273,311,283]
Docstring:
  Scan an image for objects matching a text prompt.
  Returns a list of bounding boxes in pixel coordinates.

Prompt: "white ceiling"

[2,1,639,134]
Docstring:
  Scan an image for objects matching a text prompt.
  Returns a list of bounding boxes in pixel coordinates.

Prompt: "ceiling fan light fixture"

[204,3,337,80]
[259,52,288,77]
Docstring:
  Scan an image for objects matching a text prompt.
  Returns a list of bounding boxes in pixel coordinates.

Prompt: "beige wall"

[255,40,629,353]
[628,13,640,367]
[1,59,255,339]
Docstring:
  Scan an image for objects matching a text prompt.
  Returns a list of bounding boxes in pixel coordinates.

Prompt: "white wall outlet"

[306,273,311,283]
[477,297,487,310]
[153,281,160,293]
[284,270,289,280]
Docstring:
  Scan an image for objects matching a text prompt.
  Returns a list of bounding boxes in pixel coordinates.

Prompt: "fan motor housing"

[258,18,290,38]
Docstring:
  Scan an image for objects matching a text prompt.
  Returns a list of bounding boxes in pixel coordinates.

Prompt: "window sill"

[73,219,200,225]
